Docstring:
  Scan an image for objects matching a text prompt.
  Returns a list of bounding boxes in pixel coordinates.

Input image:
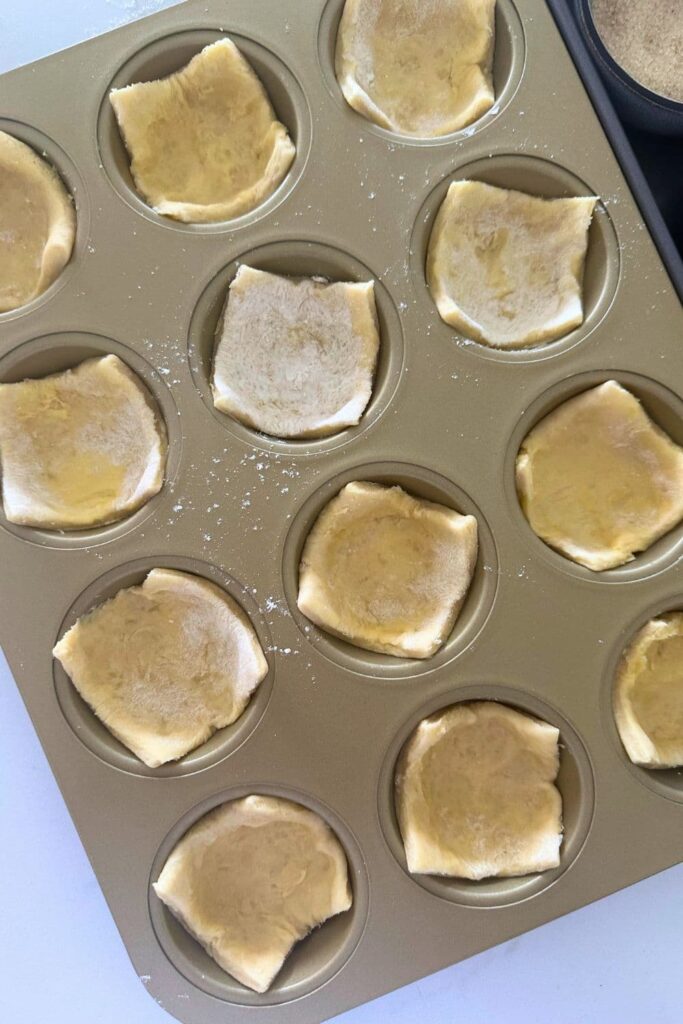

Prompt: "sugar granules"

[591,0,683,102]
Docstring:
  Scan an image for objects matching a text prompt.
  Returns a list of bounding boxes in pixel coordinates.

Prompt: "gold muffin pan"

[1,1,682,1022]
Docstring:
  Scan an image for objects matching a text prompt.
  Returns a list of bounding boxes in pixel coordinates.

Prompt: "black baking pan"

[548,0,683,298]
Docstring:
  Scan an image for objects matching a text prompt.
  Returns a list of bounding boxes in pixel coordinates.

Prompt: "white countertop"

[1,3,682,1022]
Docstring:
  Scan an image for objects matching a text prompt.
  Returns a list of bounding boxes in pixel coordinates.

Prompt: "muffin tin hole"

[97,29,311,233]
[53,556,274,778]
[0,118,89,321]
[282,462,498,678]
[410,154,620,362]
[0,332,180,549]
[602,599,683,803]
[504,369,683,582]
[148,784,369,1005]
[187,239,404,455]
[317,0,525,145]
[378,685,595,907]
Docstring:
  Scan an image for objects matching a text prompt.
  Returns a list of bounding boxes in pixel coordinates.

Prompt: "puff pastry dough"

[0,130,75,313]
[0,354,166,529]
[53,569,268,767]
[154,795,352,992]
[335,0,496,136]
[298,481,478,658]
[516,381,683,571]
[427,181,596,348]
[614,614,683,768]
[396,702,563,879]
[212,266,380,438]
[110,39,295,222]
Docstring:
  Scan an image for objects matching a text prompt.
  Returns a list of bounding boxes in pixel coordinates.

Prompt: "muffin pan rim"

[376,682,596,909]
[281,460,500,680]
[0,117,90,323]
[408,152,621,364]
[316,0,527,147]
[52,553,276,779]
[186,237,406,456]
[600,595,683,804]
[0,330,181,549]
[148,782,371,1006]
[503,368,683,584]
[96,27,313,234]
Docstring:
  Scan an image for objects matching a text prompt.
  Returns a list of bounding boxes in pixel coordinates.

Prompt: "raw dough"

[614,613,683,768]
[396,702,563,879]
[53,569,268,767]
[153,795,352,992]
[212,265,380,438]
[427,181,596,348]
[0,354,166,530]
[0,130,75,313]
[516,380,683,571]
[335,0,496,137]
[110,39,295,223]
[297,481,478,658]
